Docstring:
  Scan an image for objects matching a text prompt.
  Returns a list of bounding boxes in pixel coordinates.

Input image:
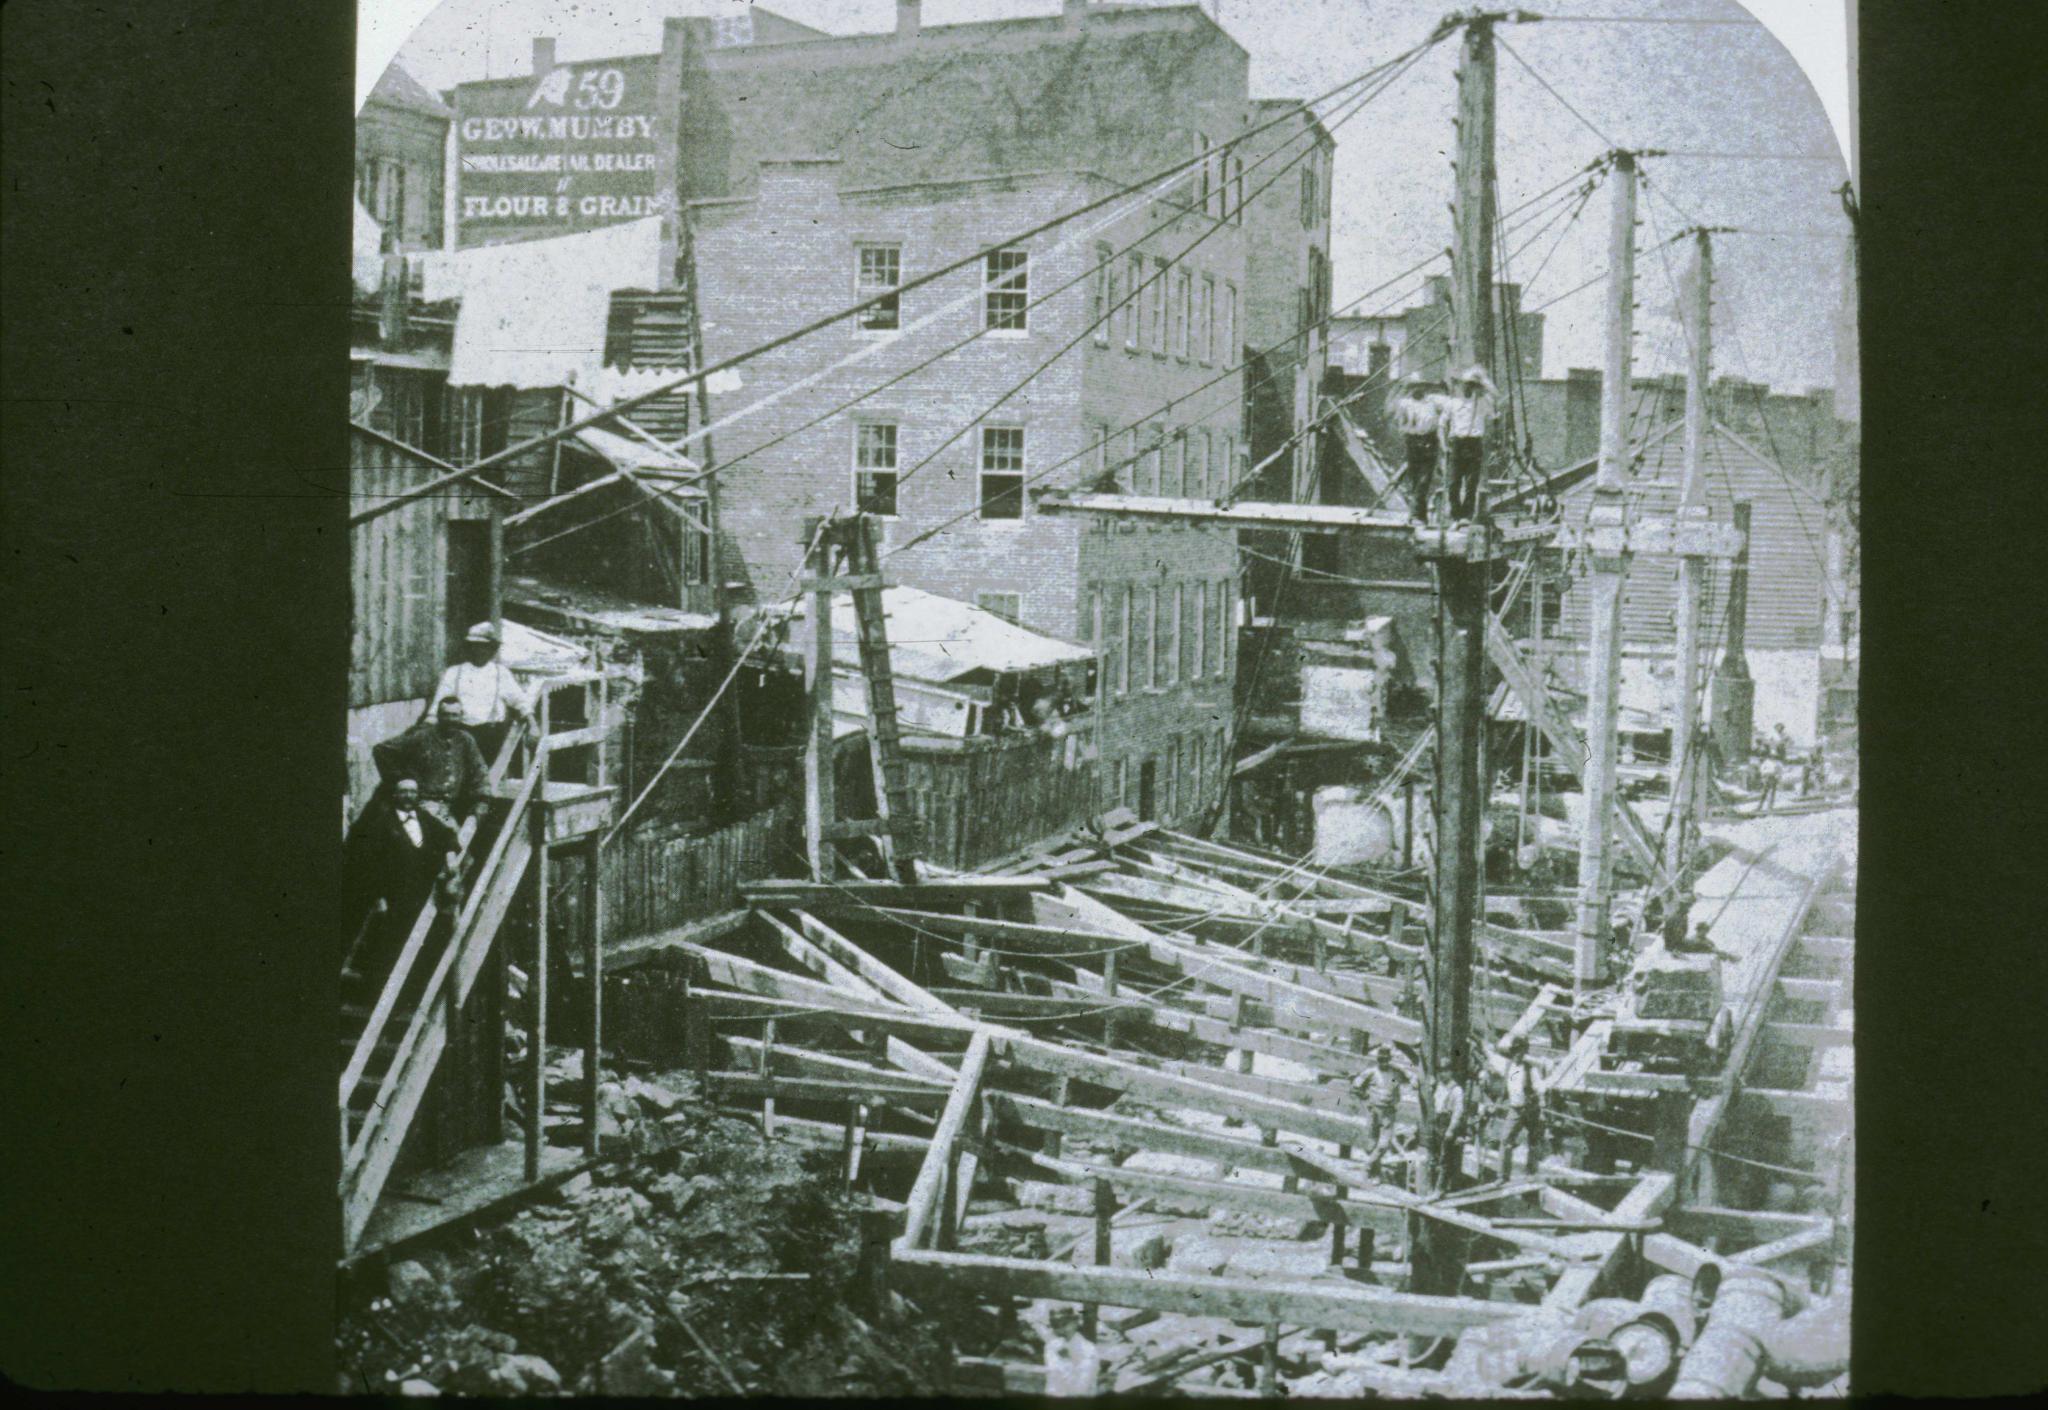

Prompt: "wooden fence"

[596,805,796,940]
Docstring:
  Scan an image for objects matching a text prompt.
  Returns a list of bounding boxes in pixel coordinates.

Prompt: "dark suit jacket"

[346,803,458,922]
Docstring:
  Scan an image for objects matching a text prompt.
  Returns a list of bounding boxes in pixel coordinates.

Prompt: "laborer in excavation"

[1387,370,1446,524]
[1426,1071,1471,1180]
[1487,1033,1548,1180]
[1041,1304,1099,1397]
[1352,1044,1412,1178]
[1441,364,1499,522]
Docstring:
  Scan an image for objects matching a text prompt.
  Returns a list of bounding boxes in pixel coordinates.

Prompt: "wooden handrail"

[346,758,543,1177]
[339,719,529,1106]
[338,670,591,1105]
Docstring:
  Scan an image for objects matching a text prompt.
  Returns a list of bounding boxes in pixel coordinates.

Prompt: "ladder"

[813,514,919,882]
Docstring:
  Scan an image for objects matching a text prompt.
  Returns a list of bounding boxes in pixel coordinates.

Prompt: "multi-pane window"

[1135,589,1155,691]
[976,591,1022,626]
[984,248,1029,332]
[1188,429,1208,499]
[1150,256,1169,354]
[854,421,899,515]
[1301,159,1319,229]
[1151,586,1170,685]
[1125,254,1145,350]
[1219,431,1238,494]
[978,425,1026,520]
[856,244,902,331]
[1232,156,1246,223]
[1117,586,1133,696]
[1173,269,1192,358]
[1194,276,1213,364]
[1140,424,1164,494]
[1092,243,1114,345]
[1163,585,1180,686]
[1192,578,1207,678]
[1164,736,1180,818]
[1197,135,1212,212]
[1180,582,1197,683]
[1221,283,1238,362]
[1209,580,1227,676]
[1107,758,1125,812]
[1163,431,1184,498]
[1223,579,1237,670]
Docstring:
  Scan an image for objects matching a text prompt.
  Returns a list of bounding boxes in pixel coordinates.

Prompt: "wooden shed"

[347,422,512,815]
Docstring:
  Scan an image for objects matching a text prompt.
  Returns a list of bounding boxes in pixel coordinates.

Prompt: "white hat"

[1454,364,1496,393]
[466,621,501,644]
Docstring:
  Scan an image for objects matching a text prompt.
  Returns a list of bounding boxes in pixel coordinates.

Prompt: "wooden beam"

[605,909,751,970]
[889,1249,1521,1338]
[866,907,1139,959]
[792,911,965,1021]
[1541,1172,1676,1311]
[704,1072,951,1109]
[1776,976,1843,1005]
[742,878,1051,906]
[897,1029,990,1253]
[1671,1205,1830,1242]
[1762,1021,1854,1050]
[1730,1221,1837,1267]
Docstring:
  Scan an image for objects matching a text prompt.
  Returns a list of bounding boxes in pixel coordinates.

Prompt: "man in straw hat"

[1387,369,1446,524]
[434,619,536,762]
[1442,363,1499,522]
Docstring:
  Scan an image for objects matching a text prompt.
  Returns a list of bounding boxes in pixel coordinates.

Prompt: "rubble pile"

[337,1064,949,1397]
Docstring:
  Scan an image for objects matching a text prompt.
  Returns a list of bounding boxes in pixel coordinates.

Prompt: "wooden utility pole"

[1410,13,1497,1301]
[1667,230,1714,877]
[1571,151,1637,1015]
[803,520,837,879]
[1711,500,1756,770]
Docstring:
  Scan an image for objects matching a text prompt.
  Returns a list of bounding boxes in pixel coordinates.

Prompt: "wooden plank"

[867,907,1139,959]
[897,1029,991,1253]
[1730,1221,1837,1266]
[998,1032,1384,1152]
[1540,1172,1677,1311]
[1776,976,1842,1004]
[704,1072,951,1108]
[1010,1148,1412,1237]
[792,911,965,1021]
[1762,1020,1854,1050]
[741,877,1051,905]
[890,1249,1521,1338]
[606,909,750,970]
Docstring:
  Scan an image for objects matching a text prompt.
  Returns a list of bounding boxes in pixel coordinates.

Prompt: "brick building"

[442,0,1334,828]
[357,60,452,253]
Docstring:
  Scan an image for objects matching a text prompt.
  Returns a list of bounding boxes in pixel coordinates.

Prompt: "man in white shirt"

[1041,1305,1099,1397]
[1386,371,1445,524]
[1485,1033,1548,1179]
[1439,364,1498,522]
[434,620,536,762]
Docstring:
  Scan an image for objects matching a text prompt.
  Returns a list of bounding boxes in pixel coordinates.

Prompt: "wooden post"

[524,722,551,1182]
[845,1101,869,1191]
[938,1146,959,1251]
[1668,229,1715,877]
[1260,1323,1280,1395]
[1573,149,1638,1013]
[803,520,837,880]
[582,835,604,1158]
[1712,500,1756,771]
[1084,1176,1113,1340]
[759,1018,777,1141]
[1412,15,1499,1302]
[1102,944,1121,1048]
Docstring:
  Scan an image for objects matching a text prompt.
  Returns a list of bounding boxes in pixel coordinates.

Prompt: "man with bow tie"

[345,777,459,981]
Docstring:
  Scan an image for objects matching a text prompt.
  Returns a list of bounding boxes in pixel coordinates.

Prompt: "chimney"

[532,37,556,74]
[896,0,921,40]
[1565,368,1601,465]
[1064,0,1090,31]
[1368,341,1391,379]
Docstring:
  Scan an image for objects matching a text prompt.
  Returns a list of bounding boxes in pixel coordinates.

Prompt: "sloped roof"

[789,585,1095,685]
[369,60,454,120]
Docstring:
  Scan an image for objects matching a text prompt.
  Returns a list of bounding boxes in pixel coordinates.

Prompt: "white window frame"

[855,242,903,333]
[1173,269,1192,359]
[984,247,1030,334]
[1192,577,1207,679]
[1092,242,1114,346]
[1125,253,1145,351]
[1195,275,1213,365]
[1117,585,1132,697]
[1150,256,1169,355]
[852,420,900,517]
[977,424,1028,522]
[1222,282,1238,362]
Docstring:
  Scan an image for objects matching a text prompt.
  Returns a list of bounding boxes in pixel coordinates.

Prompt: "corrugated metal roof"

[1553,420,1830,653]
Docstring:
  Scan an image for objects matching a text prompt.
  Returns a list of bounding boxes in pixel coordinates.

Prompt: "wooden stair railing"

[341,758,542,1251]
[338,720,528,1138]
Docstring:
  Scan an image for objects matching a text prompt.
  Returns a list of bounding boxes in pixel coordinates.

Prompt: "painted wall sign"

[454,57,665,242]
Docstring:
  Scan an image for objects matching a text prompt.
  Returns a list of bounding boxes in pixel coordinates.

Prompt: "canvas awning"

[572,425,701,478]
[786,585,1096,686]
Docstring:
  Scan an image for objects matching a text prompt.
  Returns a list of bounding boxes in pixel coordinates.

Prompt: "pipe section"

[1761,1294,1849,1390]
[1670,1265,1793,1399]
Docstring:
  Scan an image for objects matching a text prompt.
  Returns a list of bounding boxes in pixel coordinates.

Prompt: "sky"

[366,0,1854,393]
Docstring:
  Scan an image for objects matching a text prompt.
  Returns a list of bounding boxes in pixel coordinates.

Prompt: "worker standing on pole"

[1487,1034,1548,1179]
[1441,365,1499,522]
[1351,1044,1412,1181]
[1388,370,1447,524]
